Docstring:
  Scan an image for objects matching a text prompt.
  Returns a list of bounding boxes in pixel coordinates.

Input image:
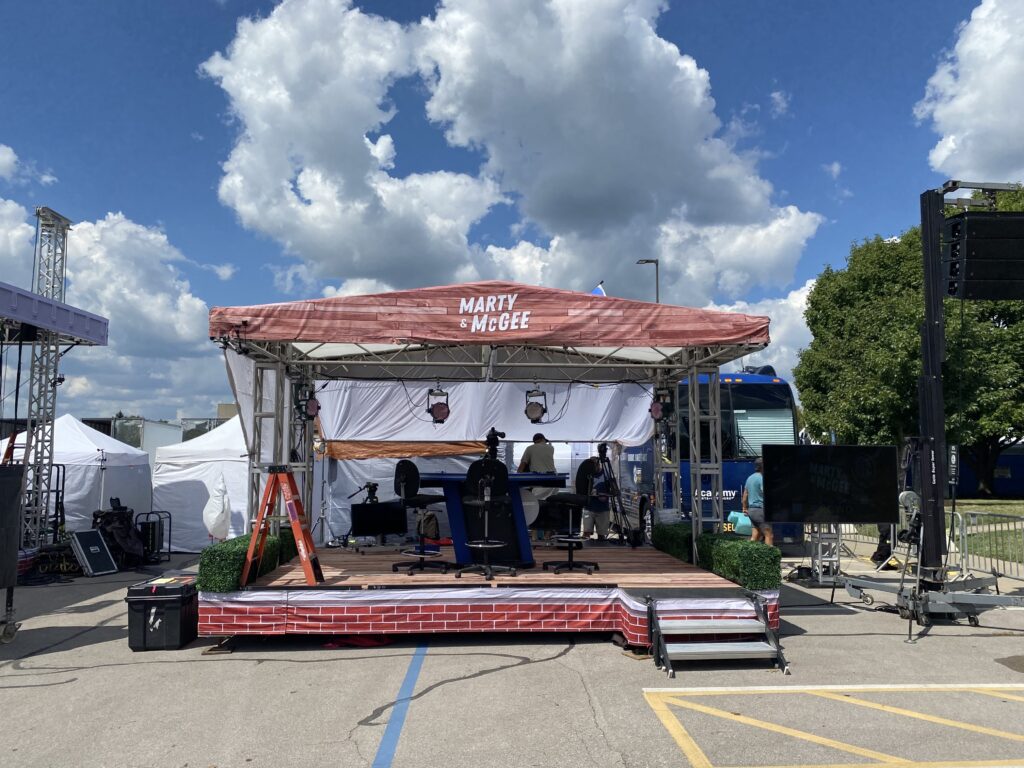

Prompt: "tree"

[794,191,1024,495]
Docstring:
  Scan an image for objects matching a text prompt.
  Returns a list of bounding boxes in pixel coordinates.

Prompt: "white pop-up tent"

[15,414,152,532]
[153,416,249,552]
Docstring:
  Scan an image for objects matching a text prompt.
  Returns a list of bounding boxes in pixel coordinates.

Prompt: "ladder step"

[658,618,764,635]
[665,640,778,661]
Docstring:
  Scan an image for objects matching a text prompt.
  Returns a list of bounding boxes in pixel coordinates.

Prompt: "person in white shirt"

[518,433,556,474]
[519,433,557,542]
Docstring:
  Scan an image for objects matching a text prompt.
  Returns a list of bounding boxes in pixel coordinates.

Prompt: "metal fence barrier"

[837,510,1023,582]
[957,510,1024,581]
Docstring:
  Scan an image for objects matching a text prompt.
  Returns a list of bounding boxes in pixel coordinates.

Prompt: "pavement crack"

[555,650,628,768]
[0,677,77,689]
[354,642,575,730]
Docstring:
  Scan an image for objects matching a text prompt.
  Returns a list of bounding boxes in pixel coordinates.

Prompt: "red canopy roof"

[209,280,769,349]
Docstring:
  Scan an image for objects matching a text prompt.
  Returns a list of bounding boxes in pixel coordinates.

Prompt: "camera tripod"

[322,482,381,552]
[596,443,638,547]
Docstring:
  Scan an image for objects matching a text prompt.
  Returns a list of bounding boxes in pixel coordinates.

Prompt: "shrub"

[279,527,298,563]
[651,523,693,563]
[696,532,781,590]
[196,534,282,593]
[654,524,781,590]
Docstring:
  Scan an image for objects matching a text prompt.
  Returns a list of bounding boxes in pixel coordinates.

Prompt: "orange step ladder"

[241,466,324,587]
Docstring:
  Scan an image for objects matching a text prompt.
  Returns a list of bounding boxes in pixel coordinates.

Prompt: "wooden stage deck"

[200,545,778,643]
[252,543,736,591]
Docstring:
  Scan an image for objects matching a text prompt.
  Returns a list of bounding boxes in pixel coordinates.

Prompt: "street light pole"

[636,258,660,303]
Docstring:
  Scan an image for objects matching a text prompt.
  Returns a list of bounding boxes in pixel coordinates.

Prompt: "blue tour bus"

[619,366,803,542]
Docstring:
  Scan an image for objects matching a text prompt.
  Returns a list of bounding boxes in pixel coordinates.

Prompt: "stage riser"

[199,589,780,646]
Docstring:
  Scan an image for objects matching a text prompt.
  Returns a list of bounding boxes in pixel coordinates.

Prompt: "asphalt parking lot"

[2,555,1023,768]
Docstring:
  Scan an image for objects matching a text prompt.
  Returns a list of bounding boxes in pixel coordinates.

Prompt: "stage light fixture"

[427,388,450,423]
[650,388,673,421]
[304,396,321,419]
[524,389,548,423]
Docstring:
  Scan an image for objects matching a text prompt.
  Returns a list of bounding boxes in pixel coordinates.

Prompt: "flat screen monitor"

[350,501,407,538]
[763,445,899,524]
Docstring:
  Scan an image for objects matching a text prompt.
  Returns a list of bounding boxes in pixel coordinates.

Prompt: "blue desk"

[420,472,567,566]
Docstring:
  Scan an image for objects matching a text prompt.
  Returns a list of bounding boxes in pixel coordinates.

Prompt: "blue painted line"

[372,642,428,768]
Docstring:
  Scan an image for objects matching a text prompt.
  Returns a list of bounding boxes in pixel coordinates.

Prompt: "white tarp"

[153,416,249,552]
[14,414,152,532]
[316,381,654,446]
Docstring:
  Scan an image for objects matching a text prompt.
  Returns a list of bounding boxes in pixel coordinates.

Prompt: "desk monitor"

[763,444,899,524]
[350,501,407,538]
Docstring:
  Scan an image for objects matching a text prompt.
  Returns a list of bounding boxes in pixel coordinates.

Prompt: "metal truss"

[245,356,313,532]
[689,367,723,556]
[225,338,763,384]
[20,208,71,548]
[223,338,751,532]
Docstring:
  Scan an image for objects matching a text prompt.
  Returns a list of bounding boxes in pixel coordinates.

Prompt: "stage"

[198,544,780,647]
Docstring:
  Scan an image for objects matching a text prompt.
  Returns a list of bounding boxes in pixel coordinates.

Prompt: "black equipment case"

[125,572,198,651]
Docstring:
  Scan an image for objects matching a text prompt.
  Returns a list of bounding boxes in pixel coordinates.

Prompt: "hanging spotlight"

[650,388,673,421]
[294,383,321,421]
[524,388,548,423]
[303,395,321,420]
[427,387,450,423]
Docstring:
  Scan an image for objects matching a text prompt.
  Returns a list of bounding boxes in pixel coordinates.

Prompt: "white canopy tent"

[153,416,249,552]
[14,414,152,532]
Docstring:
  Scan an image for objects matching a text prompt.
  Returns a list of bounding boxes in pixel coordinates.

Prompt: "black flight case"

[125,572,198,651]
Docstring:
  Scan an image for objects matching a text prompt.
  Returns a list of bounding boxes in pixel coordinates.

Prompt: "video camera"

[347,482,379,503]
[485,427,505,459]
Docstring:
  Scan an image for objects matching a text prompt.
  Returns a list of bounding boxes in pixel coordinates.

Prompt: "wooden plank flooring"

[252,544,736,590]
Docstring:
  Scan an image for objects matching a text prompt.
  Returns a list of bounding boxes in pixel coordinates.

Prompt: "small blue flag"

[591,281,606,296]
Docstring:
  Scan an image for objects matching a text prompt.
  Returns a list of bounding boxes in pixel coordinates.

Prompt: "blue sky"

[1,0,1020,418]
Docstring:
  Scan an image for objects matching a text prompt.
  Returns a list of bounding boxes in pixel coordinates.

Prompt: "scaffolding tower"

[688,367,724,556]
[20,207,71,548]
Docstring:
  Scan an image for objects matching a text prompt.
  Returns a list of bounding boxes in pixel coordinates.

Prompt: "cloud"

[204,0,822,306]
[201,0,504,290]
[769,90,790,118]
[66,213,210,357]
[202,262,237,280]
[0,198,36,288]
[0,145,18,181]
[43,211,224,418]
[0,143,58,187]
[915,0,1024,182]
[0,201,229,418]
[322,277,393,297]
[709,278,815,387]
[417,0,823,300]
[822,161,842,180]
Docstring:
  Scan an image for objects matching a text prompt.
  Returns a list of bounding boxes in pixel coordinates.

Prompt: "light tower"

[20,207,73,549]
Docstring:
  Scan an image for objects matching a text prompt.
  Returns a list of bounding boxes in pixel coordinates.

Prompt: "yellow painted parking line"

[971,688,1024,704]
[644,683,1024,695]
[809,691,1024,743]
[643,692,713,768]
[749,762,1024,768]
[663,695,905,764]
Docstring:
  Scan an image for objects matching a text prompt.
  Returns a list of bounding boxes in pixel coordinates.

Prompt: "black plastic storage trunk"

[125,573,198,651]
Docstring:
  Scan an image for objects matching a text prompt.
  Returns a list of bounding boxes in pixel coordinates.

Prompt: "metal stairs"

[649,595,789,678]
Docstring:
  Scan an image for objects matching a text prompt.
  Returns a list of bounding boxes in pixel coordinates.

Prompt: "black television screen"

[762,445,899,524]
[350,501,407,537]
